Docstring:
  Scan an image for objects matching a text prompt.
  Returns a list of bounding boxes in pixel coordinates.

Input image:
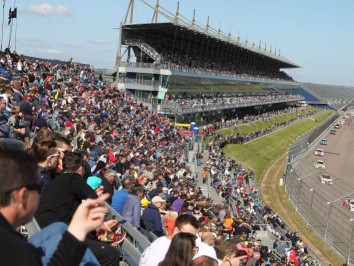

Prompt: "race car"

[320,139,328,145]
[314,160,325,169]
[314,148,324,156]
[343,198,354,211]
[329,130,336,135]
[318,173,333,185]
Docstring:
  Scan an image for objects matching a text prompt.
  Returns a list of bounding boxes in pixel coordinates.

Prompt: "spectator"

[35,151,98,227]
[215,241,238,265]
[139,214,200,266]
[0,97,25,150]
[120,184,142,229]
[115,156,128,177]
[141,196,166,237]
[246,251,261,266]
[111,176,135,213]
[159,232,197,266]
[164,210,178,236]
[192,256,218,266]
[171,193,187,212]
[33,140,59,190]
[35,151,120,266]
[102,169,117,204]
[194,231,217,260]
[0,147,109,266]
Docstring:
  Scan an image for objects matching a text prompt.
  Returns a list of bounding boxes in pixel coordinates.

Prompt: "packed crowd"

[0,48,315,266]
[205,140,316,266]
[140,38,294,81]
[165,93,298,110]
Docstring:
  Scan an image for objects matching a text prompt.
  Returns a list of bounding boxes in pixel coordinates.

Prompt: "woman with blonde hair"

[164,211,178,236]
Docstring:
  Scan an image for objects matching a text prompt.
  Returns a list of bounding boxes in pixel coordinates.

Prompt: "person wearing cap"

[141,196,166,237]
[87,176,104,196]
[158,187,168,199]
[61,120,75,137]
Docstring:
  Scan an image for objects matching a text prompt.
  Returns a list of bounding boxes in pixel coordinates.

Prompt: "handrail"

[105,203,151,266]
[125,78,160,88]
[125,40,161,61]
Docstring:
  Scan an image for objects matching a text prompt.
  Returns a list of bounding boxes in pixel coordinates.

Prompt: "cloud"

[32,47,63,55]
[58,42,85,49]
[89,39,111,45]
[26,3,72,17]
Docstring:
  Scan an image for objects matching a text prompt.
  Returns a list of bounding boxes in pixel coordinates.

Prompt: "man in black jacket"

[0,147,109,266]
[115,156,128,176]
[35,151,120,266]
[35,151,98,227]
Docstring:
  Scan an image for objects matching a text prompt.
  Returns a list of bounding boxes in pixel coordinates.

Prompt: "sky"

[4,0,354,86]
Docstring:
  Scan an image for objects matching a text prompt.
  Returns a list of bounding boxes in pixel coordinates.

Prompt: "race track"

[287,115,354,264]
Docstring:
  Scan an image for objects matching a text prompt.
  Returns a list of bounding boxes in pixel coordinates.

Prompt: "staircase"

[125,40,161,62]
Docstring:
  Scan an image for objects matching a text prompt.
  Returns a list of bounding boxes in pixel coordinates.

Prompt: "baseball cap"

[141,197,150,208]
[64,120,73,128]
[87,176,102,190]
[162,187,168,191]
[152,196,166,203]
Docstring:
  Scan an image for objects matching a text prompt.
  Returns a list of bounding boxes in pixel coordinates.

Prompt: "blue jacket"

[121,194,141,228]
[111,189,129,213]
[141,204,164,235]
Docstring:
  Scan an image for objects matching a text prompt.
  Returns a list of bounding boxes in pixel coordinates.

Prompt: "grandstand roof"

[122,22,299,69]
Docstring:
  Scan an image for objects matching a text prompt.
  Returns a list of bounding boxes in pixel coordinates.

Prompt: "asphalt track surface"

[287,115,354,264]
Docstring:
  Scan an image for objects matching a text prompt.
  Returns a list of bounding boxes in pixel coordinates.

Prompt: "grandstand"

[116,0,303,123]
[299,83,354,110]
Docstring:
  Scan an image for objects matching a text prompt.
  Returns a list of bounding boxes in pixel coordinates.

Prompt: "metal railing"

[105,203,151,266]
[125,39,161,61]
[124,78,160,88]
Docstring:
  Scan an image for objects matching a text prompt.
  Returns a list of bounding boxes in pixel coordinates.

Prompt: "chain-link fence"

[284,111,354,265]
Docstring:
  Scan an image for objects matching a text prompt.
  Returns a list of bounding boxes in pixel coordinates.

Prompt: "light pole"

[296,169,322,212]
[324,191,354,242]
[306,179,339,228]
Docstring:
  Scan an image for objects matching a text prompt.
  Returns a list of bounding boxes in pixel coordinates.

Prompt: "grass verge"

[222,109,345,265]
